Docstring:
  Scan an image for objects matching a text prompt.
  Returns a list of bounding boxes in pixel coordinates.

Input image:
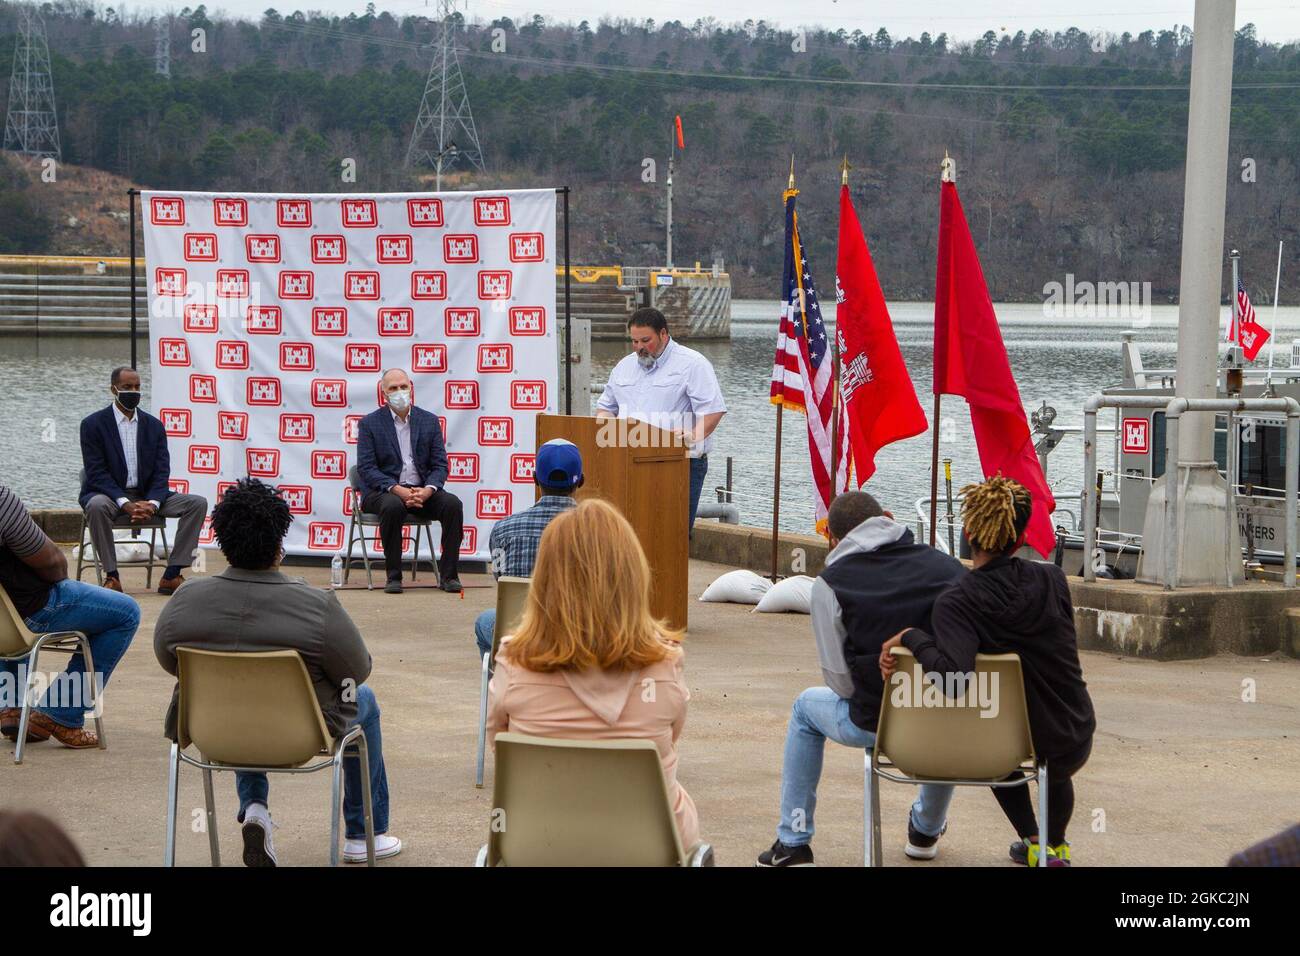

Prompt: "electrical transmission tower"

[154,17,171,77]
[405,0,485,188]
[3,4,62,160]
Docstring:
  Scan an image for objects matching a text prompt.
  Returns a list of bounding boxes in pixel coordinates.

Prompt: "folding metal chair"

[476,576,530,787]
[342,466,438,589]
[74,470,170,589]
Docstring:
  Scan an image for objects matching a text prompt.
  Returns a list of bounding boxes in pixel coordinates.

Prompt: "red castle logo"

[477,343,513,373]
[213,197,247,226]
[476,490,512,519]
[246,376,283,406]
[376,235,413,264]
[342,414,363,445]
[311,235,346,263]
[183,304,219,333]
[477,270,512,299]
[168,479,190,495]
[510,454,536,483]
[445,307,480,336]
[511,380,547,410]
[411,271,447,300]
[215,341,249,369]
[183,233,217,261]
[160,408,191,437]
[158,338,190,367]
[246,448,281,478]
[245,305,282,335]
[277,199,312,227]
[443,234,478,263]
[279,341,315,371]
[218,411,249,441]
[245,234,281,263]
[279,270,314,299]
[344,271,380,300]
[279,485,313,514]
[509,306,545,336]
[150,196,185,225]
[189,445,220,474]
[308,522,345,550]
[312,307,347,336]
[412,343,446,373]
[461,527,477,553]
[473,196,511,226]
[477,416,513,446]
[312,379,348,408]
[189,374,217,403]
[378,308,414,337]
[445,381,480,409]
[279,414,315,443]
[216,269,250,298]
[345,343,381,372]
[406,197,443,227]
[341,199,377,228]
[447,453,480,482]
[508,232,544,262]
[311,450,347,479]
[154,268,186,297]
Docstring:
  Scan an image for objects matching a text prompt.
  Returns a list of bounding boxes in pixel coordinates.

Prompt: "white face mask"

[387,388,411,411]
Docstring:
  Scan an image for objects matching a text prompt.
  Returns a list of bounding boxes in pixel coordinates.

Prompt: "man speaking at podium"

[596,308,726,534]
[356,368,464,594]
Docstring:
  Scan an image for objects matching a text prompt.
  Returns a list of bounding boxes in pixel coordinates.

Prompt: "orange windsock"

[675,115,685,149]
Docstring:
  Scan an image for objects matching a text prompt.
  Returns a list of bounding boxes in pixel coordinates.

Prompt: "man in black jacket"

[883,475,1096,867]
[355,368,463,594]
[756,491,966,867]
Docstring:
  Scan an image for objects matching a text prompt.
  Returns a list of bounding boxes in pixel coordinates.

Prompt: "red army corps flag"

[835,184,927,483]
[934,179,1056,557]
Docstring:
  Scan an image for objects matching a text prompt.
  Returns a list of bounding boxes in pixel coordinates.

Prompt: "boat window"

[1238,421,1287,498]
[1151,413,1229,479]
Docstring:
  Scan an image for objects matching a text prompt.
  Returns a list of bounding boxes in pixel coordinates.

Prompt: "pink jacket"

[487,643,699,851]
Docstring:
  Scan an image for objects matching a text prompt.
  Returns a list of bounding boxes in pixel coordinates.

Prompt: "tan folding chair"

[342,465,438,589]
[866,646,1046,867]
[0,588,105,765]
[74,469,171,589]
[163,647,376,867]
[475,576,530,788]
[475,732,713,867]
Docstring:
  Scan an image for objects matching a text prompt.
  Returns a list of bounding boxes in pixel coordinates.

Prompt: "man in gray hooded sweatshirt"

[756,491,966,867]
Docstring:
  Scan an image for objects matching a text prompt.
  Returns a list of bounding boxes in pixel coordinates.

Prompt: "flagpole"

[771,156,796,581]
[1230,249,1240,348]
[830,156,851,501]
[1267,240,1284,385]
[931,152,955,548]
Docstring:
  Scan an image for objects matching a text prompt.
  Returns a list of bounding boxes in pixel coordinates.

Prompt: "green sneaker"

[1009,840,1062,867]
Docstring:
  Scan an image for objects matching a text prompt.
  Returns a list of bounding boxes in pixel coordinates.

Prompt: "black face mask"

[114,390,142,411]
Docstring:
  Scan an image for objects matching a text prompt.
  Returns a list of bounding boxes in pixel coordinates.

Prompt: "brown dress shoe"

[0,707,51,743]
[157,574,185,596]
[26,712,99,749]
[103,576,123,592]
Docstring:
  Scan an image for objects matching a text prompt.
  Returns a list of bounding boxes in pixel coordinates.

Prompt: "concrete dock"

[4,548,1296,867]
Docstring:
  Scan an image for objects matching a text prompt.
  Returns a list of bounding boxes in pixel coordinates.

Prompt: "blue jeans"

[688,455,708,535]
[235,684,390,840]
[777,686,954,847]
[474,609,495,659]
[0,579,140,729]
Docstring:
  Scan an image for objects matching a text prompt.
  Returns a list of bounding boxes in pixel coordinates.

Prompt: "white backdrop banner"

[143,188,558,561]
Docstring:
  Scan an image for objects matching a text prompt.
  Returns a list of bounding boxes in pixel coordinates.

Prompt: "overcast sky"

[125,1,1300,44]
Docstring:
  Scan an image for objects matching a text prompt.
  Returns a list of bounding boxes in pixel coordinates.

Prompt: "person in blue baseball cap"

[473,439,585,662]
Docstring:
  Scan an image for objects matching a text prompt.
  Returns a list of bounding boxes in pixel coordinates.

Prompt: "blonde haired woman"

[486,498,698,848]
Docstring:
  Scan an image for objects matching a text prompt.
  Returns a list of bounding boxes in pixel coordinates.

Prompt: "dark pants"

[688,455,708,537]
[993,736,1093,846]
[361,487,462,581]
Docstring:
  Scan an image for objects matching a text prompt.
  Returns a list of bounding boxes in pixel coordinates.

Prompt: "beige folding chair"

[342,466,439,589]
[74,469,171,590]
[475,732,714,867]
[163,647,376,867]
[475,576,530,788]
[866,646,1046,866]
[0,588,105,765]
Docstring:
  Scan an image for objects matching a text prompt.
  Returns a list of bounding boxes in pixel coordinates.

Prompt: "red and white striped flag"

[770,187,850,536]
[1229,275,1270,362]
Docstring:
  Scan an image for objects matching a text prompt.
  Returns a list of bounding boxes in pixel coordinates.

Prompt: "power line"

[4,4,62,160]
[405,0,486,184]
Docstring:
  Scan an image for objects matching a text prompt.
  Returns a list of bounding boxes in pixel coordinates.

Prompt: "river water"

[6,299,1300,536]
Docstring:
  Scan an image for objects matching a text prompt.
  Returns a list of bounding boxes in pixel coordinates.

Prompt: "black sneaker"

[440,577,463,593]
[385,578,403,594]
[755,839,815,867]
[905,818,947,860]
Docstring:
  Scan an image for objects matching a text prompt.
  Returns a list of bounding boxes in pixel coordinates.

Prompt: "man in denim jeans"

[0,484,140,749]
[154,479,399,866]
[756,491,966,866]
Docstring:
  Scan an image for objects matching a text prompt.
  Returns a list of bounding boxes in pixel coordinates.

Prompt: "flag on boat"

[835,183,927,484]
[933,179,1056,557]
[1233,277,1270,362]
[770,186,851,535]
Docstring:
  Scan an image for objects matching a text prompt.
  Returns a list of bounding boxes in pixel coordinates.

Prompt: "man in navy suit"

[356,368,463,594]
[79,366,209,595]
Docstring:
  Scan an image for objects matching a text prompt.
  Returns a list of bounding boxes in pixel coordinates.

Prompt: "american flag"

[770,188,850,535]
[1233,276,1270,361]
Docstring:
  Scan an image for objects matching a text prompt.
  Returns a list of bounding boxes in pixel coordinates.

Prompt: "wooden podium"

[536,414,689,631]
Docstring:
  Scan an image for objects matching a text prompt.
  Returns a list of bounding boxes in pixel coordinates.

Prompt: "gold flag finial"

[788,155,796,190]
[940,150,956,183]
[840,155,852,186]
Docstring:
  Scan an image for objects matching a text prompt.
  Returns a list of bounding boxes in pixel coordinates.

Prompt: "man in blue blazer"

[356,368,464,594]
[79,366,209,595]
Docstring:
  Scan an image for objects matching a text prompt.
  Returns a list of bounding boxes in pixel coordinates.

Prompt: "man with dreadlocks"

[881,475,1096,867]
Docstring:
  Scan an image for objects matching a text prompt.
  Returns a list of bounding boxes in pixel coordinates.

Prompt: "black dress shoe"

[385,578,404,594]
[440,578,462,593]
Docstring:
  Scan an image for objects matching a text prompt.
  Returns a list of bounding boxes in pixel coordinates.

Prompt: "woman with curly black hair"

[880,475,1095,867]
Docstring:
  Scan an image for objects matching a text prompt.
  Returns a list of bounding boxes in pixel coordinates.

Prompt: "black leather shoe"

[440,578,462,593]
[385,578,403,594]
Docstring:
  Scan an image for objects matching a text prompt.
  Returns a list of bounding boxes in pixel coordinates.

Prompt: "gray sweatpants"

[83,492,208,575]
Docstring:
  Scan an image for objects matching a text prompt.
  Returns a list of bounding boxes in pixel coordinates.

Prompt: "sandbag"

[74,538,154,563]
[753,575,815,614]
[699,569,773,605]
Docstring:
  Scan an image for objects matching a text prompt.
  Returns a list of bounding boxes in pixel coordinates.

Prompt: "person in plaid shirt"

[474,440,584,659]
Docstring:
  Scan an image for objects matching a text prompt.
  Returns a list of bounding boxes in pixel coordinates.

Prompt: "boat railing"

[913,493,1084,557]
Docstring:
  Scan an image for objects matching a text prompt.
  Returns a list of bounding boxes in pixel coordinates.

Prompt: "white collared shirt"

[112,403,159,508]
[596,339,727,457]
[390,408,437,491]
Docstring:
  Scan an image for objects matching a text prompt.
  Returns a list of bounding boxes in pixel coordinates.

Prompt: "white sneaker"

[343,833,402,863]
[241,803,278,867]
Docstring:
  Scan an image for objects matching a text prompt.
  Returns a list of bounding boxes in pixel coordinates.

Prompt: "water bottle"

[330,553,344,589]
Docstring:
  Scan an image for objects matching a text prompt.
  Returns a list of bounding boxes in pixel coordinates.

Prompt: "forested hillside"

[2,2,1299,299]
